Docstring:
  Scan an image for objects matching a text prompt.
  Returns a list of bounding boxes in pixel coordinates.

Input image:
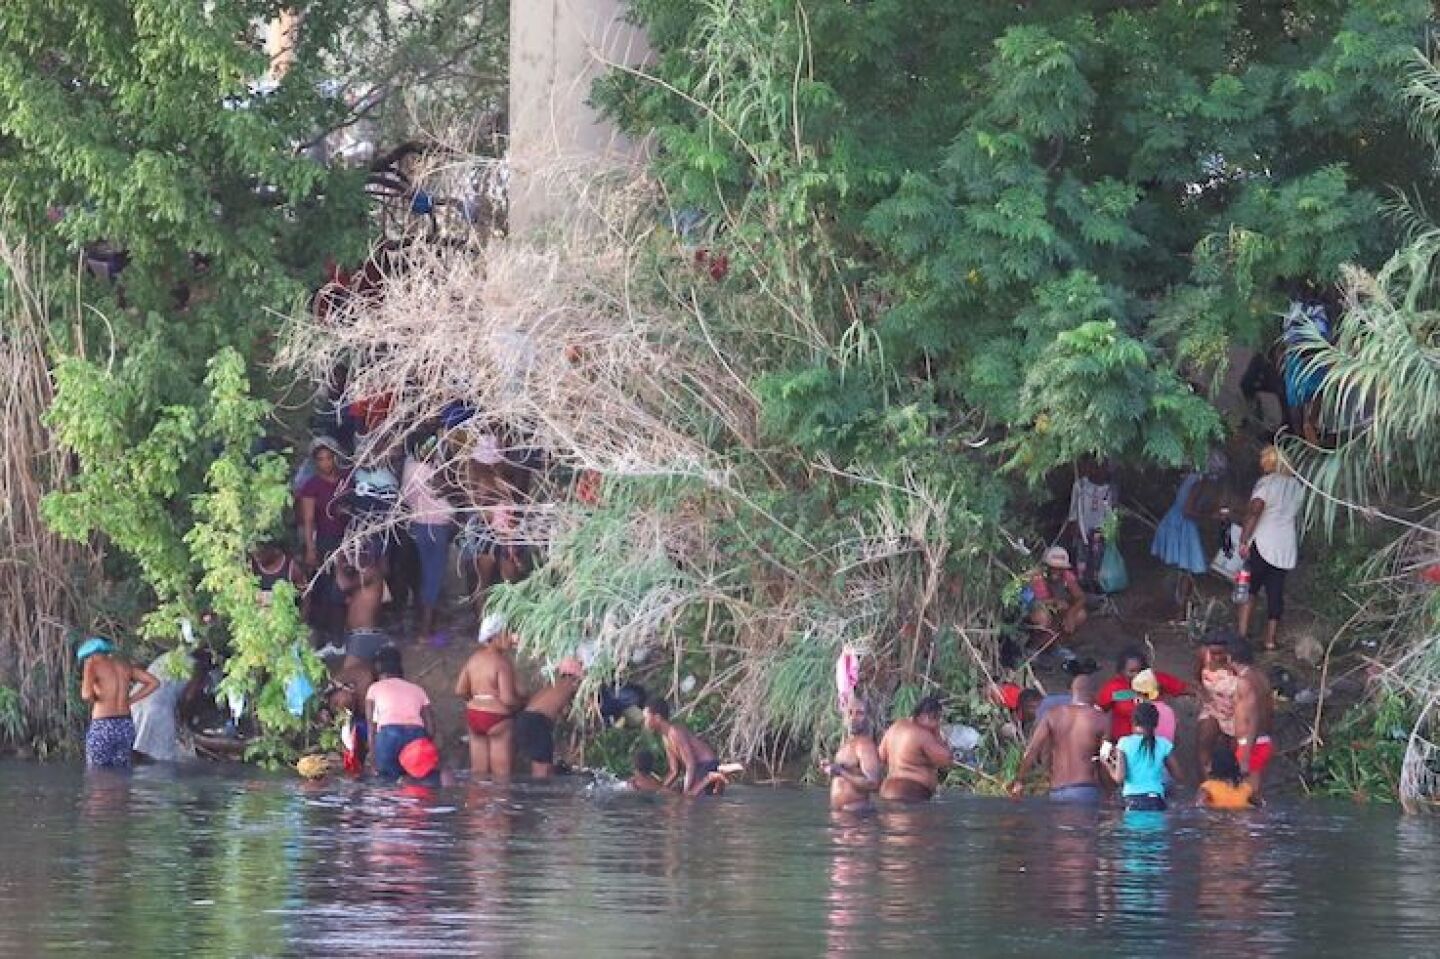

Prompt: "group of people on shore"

[291,413,536,657]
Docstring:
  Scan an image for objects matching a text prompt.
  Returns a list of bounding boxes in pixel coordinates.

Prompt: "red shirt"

[1097,671,1188,739]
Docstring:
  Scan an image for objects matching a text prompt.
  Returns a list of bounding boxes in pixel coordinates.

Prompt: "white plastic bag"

[1210,523,1245,582]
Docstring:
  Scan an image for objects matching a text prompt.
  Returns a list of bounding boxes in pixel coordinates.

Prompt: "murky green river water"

[0,764,1436,957]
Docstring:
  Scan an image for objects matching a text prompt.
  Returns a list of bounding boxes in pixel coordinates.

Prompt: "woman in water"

[1112,702,1183,811]
[366,646,435,780]
[1195,634,1239,780]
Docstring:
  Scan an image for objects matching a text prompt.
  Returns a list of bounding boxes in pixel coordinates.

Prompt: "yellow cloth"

[1199,778,1253,809]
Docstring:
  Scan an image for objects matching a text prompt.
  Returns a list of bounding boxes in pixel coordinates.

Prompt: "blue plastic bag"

[1098,543,1129,594]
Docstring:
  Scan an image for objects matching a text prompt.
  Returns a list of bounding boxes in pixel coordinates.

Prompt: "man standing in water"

[1009,673,1109,803]
[455,615,522,778]
[514,656,584,778]
[878,696,953,803]
[78,638,160,768]
[825,699,882,811]
[1230,637,1275,802]
[643,700,721,796]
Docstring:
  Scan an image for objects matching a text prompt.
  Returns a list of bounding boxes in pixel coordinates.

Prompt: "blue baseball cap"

[76,637,114,662]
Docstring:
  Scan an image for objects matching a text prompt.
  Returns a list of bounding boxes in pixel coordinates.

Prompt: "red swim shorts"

[1238,737,1273,776]
[466,708,509,736]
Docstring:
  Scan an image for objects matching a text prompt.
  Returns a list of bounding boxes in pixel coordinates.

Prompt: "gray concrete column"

[508,0,650,234]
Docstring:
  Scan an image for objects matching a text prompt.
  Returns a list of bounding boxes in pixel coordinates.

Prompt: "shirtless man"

[1230,637,1275,802]
[643,699,721,796]
[514,656,584,778]
[78,638,160,768]
[1009,674,1109,803]
[878,696,953,803]
[454,615,522,778]
[825,699,882,811]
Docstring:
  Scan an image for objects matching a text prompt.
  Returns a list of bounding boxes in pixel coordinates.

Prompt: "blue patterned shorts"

[85,716,135,768]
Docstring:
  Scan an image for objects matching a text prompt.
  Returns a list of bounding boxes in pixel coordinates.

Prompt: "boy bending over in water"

[629,747,726,795]
[643,700,723,796]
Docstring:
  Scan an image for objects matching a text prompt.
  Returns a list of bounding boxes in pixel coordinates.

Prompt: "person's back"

[368,676,430,729]
[1049,704,1108,787]
[367,647,433,780]
[79,639,159,768]
[1117,734,1171,795]
[515,658,583,777]
[1198,744,1254,809]
[1010,675,1108,803]
[670,720,717,767]
[1198,778,1254,809]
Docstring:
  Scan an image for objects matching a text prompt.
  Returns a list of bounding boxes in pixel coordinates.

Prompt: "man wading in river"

[825,699,882,811]
[878,696,953,803]
[78,638,160,769]
[1009,674,1109,803]
[1230,637,1275,803]
[514,656,584,778]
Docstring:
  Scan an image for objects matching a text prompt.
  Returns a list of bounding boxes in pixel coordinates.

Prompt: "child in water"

[628,747,728,795]
[1197,743,1255,809]
[1112,701,1184,811]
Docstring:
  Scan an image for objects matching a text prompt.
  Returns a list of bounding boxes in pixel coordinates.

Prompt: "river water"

[0,765,1436,957]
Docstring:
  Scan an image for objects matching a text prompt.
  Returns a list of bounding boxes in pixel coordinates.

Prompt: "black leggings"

[1248,550,1287,621]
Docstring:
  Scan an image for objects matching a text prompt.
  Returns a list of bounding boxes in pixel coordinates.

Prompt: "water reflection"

[0,768,1437,957]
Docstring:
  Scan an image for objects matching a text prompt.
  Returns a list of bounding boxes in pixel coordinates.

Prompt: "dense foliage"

[602,0,1433,476]
[545,0,1440,763]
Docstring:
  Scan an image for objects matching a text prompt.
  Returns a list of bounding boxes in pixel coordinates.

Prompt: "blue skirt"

[1151,476,1208,574]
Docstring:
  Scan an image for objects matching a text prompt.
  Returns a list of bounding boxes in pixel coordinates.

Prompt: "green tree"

[0,0,503,748]
[602,0,1434,477]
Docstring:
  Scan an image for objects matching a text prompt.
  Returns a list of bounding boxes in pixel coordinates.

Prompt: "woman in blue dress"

[1151,454,1227,612]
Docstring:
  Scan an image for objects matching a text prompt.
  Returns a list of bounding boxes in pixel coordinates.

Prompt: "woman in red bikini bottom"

[455,615,522,777]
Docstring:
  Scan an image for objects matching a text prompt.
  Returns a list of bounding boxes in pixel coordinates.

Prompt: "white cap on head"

[478,613,506,645]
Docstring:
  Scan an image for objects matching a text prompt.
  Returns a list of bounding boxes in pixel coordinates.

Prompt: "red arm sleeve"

[1157,672,1189,697]
[1096,676,1121,711]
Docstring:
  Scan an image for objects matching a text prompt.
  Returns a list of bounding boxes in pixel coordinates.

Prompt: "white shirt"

[1068,478,1115,538]
[1250,473,1303,570]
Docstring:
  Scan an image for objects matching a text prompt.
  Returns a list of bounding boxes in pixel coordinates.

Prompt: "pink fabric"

[835,647,859,706]
[1155,701,1177,744]
[366,678,431,728]
[402,457,455,523]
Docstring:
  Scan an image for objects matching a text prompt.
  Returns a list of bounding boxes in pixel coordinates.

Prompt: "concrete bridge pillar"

[508,0,650,233]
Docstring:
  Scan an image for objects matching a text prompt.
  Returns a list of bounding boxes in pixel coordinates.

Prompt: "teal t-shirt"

[1118,734,1172,797]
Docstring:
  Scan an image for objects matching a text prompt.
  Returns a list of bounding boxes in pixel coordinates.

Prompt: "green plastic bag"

[1098,542,1129,594]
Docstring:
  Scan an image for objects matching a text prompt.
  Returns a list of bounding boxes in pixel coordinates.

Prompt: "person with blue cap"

[78,638,159,768]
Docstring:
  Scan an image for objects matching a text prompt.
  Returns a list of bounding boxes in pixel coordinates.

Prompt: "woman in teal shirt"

[1113,702,1185,810]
